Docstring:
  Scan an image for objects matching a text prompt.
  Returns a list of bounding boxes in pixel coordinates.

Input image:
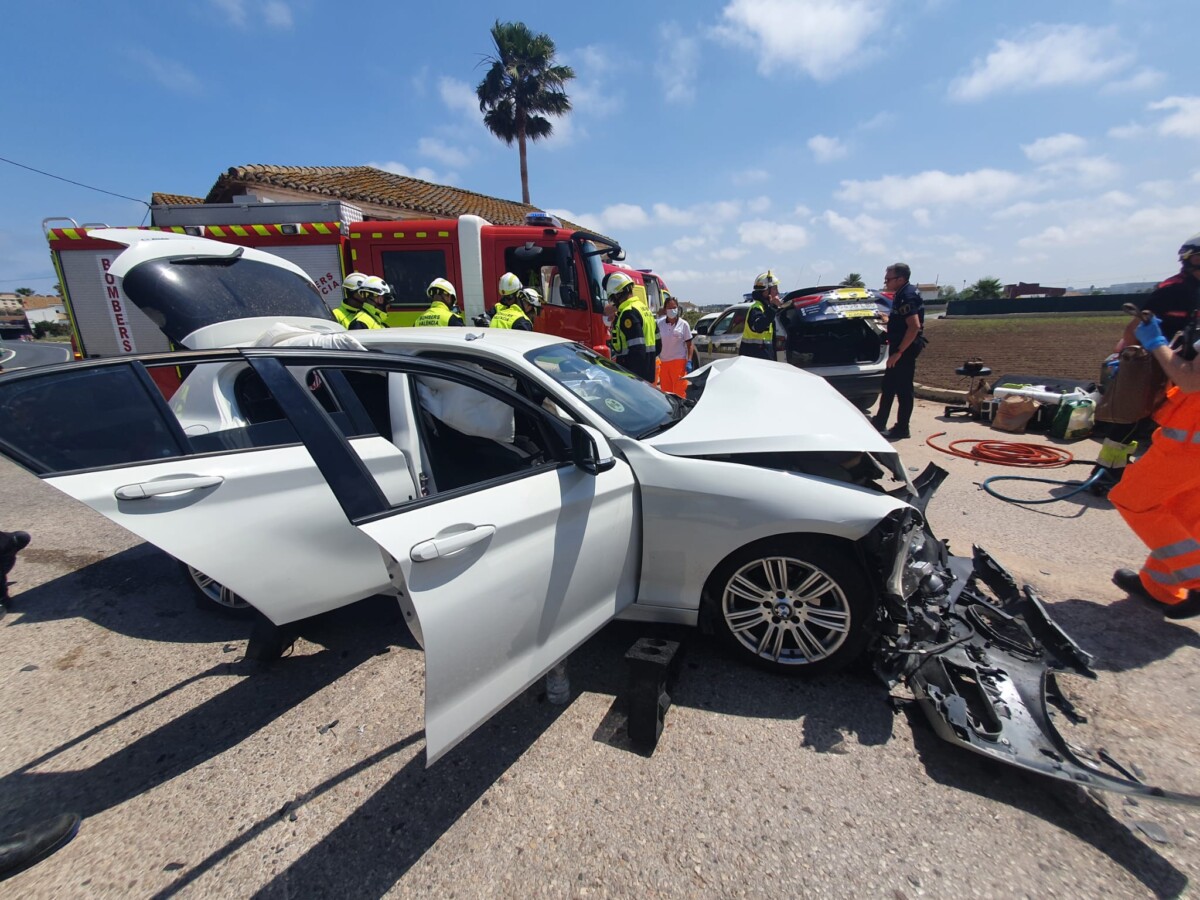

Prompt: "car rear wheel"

[705,537,875,675]
[181,562,253,617]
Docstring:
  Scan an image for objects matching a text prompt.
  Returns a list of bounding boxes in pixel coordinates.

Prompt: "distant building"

[916,283,940,302]
[1106,282,1159,294]
[21,295,67,325]
[1003,282,1067,299]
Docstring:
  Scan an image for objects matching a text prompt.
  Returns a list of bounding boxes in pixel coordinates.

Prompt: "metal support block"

[625,637,683,753]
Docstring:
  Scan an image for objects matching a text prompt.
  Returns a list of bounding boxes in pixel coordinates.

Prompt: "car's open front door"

[252,351,640,764]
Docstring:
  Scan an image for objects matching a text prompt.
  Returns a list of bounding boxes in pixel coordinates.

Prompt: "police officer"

[739,271,782,360]
[606,271,654,381]
[871,263,925,441]
[415,278,465,327]
[335,272,384,330]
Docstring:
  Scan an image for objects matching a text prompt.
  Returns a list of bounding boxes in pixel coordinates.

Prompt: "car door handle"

[410,525,496,562]
[114,475,225,501]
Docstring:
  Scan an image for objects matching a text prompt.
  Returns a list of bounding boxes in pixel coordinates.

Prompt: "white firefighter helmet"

[519,287,542,307]
[427,277,457,299]
[344,272,369,294]
[753,270,779,292]
[498,272,523,297]
[362,275,389,297]
[1179,232,1200,264]
[605,271,635,297]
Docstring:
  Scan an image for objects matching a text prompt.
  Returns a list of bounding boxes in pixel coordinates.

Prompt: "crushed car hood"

[643,357,892,457]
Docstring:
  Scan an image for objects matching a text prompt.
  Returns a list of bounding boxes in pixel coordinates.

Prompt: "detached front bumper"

[865,467,1200,805]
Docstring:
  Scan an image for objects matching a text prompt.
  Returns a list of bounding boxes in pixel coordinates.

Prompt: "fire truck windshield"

[121,257,332,346]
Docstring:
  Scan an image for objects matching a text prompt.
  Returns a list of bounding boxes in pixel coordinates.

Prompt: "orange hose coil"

[925,431,1075,468]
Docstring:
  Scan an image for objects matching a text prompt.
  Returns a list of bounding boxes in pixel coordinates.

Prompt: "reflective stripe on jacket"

[415,300,463,327]
[333,304,383,330]
[741,299,773,347]
[490,305,530,329]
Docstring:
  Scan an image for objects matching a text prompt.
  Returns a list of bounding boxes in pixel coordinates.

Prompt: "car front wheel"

[705,537,876,675]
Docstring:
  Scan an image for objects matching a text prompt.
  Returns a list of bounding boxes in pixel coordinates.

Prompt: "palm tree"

[476,20,575,205]
[839,273,864,288]
[961,277,1004,300]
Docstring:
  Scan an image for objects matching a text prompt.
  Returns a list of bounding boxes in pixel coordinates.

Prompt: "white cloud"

[738,219,809,252]
[1032,155,1120,186]
[837,168,1029,210]
[417,138,471,168]
[599,204,652,229]
[1103,68,1165,93]
[949,24,1133,102]
[746,196,771,214]
[125,49,203,95]
[368,160,443,183]
[1149,96,1200,139]
[439,77,480,119]
[732,168,769,186]
[657,23,700,104]
[912,208,931,227]
[210,0,291,29]
[1017,203,1200,249]
[857,111,895,131]
[808,134,848,163]
[714,0,889,79]
[793,204,812,217]
[210,0,246,26]
[1021,133,1086,162]
[822,210,889,254]
[1108,122,1146,140]
[263,1,292,28]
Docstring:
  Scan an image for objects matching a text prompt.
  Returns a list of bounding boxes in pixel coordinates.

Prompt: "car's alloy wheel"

[708,538,874,675]
[182,562,252,617]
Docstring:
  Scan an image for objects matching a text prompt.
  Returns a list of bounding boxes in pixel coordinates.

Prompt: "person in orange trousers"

[1110,240,1200,618]
[655,294,694,398]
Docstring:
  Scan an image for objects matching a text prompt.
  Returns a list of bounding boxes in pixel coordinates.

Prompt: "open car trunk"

[780,315,885,367]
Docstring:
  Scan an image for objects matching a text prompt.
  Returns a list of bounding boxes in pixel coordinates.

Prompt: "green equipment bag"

[1049,398,1095,440]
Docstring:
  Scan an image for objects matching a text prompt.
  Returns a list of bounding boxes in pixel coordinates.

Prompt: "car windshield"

[525,343,680,437]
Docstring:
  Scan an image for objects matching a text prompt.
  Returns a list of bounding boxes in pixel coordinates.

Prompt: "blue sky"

[2,0,1197,305]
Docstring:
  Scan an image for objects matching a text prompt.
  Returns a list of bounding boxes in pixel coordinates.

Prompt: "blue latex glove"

[685,360,694,373]
[1135,315,1168,351]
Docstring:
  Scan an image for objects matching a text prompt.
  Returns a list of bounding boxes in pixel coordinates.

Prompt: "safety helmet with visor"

[605,271,636,299]
[1179,232,1200,269]
[343,272,370,294]
[498,272,523,297]
[427,277,457,300]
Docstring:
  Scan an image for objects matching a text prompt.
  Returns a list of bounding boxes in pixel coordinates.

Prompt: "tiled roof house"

[154,165,593,233]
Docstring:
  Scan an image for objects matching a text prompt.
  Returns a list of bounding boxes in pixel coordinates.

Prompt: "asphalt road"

[3,398,1199,898]
[0,338,73,371]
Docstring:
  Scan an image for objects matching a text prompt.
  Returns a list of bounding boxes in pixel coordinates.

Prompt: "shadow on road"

[1043,596,1200,672]
[902,704,1187,897]
[6,544,247,643]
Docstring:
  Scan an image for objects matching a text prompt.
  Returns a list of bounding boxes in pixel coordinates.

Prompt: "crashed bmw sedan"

[0,230,1194,804]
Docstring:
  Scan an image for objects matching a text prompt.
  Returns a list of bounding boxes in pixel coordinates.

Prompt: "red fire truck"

[46,200,624,360]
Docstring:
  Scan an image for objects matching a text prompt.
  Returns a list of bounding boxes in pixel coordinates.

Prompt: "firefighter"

[490,272,525,324]
[492,287,540,331]
[740,271,782,360]
[1110,233,1200,618]
[361,275,393,327]
[416,278,465,327]
[606,271,654,381]
[335,272,384,330]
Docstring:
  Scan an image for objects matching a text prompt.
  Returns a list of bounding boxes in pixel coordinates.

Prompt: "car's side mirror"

[571,423,616,475]
[695,323,710,336]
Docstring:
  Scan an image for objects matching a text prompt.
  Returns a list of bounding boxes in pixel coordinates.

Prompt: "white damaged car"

[2,232,1196,803]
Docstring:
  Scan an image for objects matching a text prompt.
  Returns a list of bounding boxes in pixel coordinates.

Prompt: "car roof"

[353,326,571,364]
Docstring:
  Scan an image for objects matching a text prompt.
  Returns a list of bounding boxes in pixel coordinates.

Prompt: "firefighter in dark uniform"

[871,262,925,441]
[606,271,655,381]
[739,270,782,360]
[415,278,465,327]
[335,272,384,330]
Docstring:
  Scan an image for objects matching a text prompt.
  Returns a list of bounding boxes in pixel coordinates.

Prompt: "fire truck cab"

[46,203,623,363]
